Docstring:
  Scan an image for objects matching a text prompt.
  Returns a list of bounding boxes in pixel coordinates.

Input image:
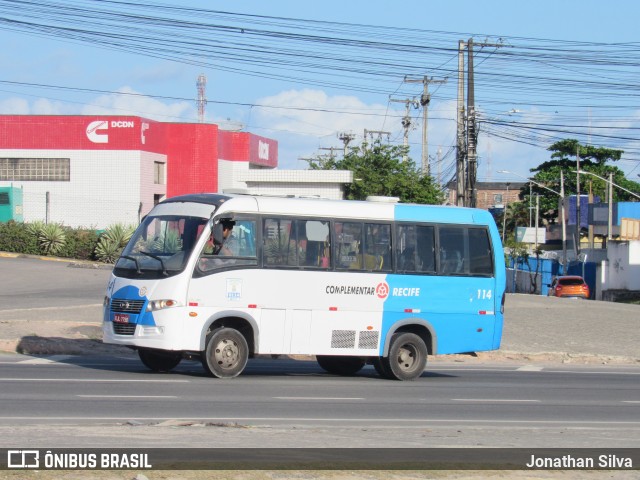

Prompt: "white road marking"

[0,378,188,383]
[622,401,640,404]
[516,365,544,372]
[18,356,74,364]
[76,395,178,399]
[274,397,364,401]
[0,417,638,426]
[0,304,102,313]
[452,399,541,403]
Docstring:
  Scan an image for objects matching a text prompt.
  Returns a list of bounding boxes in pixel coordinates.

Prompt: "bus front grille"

[110,298,145,314]
[113,323,136,336]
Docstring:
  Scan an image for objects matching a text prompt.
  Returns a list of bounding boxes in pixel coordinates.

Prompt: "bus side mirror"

[212,223,224,247]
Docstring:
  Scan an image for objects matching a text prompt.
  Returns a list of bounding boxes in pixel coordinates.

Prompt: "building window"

[0,158,70,181]
[154,162,165,185]
[493,193,503,204]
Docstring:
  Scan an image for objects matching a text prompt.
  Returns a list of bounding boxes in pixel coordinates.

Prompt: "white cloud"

[253,89,403,168]
[0,97,30,114]
[255,89,391,137]
[81,86,195,122]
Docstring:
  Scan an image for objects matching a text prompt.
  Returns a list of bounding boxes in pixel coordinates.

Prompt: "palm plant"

[95,224,135,263]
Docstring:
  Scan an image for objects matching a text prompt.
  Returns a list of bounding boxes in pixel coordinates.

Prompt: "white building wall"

[0,149,142,228]
[217,159,250,193]
[228,168,352,200]
[601,240,640,291]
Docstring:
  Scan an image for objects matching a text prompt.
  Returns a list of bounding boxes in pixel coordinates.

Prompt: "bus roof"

[160,193,495,226]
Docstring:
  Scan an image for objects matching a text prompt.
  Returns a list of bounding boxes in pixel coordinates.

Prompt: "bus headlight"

[146,299,179,312]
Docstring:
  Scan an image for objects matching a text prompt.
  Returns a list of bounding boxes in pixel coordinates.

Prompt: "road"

[0,257,109,310]
[0,255,639,454]
[0,353,638,448]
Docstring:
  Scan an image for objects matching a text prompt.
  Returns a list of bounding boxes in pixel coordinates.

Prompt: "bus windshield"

[114,214,209,279]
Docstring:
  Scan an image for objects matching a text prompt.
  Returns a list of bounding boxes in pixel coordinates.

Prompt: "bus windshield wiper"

[140,251,169,276]
[121,255,141,275]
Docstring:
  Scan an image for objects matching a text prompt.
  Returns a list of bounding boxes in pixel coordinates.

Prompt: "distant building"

[0,115,351,228]
[446,181,527,210]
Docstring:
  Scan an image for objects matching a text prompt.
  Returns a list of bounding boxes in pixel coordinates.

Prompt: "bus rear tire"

[382,332,427,381]
[316,355,365,376]
[138,348,182,373]
[202,327,249,378]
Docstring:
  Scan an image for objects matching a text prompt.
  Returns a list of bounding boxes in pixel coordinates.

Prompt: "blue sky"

[1,0,640,184]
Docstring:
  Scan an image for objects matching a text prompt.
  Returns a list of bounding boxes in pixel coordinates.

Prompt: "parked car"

[547,275,590,299]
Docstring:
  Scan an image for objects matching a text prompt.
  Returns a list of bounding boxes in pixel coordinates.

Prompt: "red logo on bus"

[376,282,389,299]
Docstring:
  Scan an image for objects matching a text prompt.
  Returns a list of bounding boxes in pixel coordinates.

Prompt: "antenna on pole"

[197,74,207,123]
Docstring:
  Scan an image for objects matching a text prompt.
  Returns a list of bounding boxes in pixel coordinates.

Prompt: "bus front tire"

[202,327,249,379]
[316,355,365,376]
[381,332,427,381]
[138,348,182,373]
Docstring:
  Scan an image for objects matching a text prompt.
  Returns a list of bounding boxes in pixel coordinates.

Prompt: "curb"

[0,251,112,269]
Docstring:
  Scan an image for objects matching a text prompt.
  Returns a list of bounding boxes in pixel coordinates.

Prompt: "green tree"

[307,140,444,204]
[521,139,639,224]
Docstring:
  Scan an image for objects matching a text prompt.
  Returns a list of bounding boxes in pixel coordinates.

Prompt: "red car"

[547,276,590,299]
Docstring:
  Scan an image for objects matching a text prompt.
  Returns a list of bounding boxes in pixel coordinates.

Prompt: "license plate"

[113,313,130,324]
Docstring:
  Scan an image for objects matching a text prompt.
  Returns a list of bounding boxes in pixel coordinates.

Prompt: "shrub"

[95,224,135,263]
[0,221,39,254]
[36,223,67,256]
[58,228,100,260]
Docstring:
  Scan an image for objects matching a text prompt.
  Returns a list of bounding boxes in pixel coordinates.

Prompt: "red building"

[0,115,278,227]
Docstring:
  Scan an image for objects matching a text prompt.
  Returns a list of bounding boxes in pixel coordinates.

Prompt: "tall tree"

[307,140,444,204]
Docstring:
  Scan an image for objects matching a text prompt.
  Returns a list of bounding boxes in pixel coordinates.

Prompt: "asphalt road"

[0,257,110,310]
[0,354,638,448]
[1,255,639,359]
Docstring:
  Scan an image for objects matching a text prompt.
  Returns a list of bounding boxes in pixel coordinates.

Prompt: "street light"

[497,170,567,272]
[574,170,640,201]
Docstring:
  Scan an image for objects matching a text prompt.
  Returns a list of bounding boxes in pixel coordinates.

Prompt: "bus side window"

[302,220,330,268]
[396,224,417,272]
[264,218,295,266]
[365,223,391,271]
[335,222,362,270]
[416,225,435,273]
[439,226,467,275]
[468,228,493,275]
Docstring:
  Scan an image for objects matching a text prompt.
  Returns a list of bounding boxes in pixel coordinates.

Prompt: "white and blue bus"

[103,194,505,381]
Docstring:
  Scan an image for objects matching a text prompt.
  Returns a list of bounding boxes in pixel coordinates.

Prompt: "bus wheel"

[202,327,249,378]
[316,355,365,376]
[372,357,392,379]
[138,348,182,373]
[382,332,427,381]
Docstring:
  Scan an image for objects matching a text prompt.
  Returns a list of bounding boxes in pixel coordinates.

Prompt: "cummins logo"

[86,120,108,143]
[86,120,136,143]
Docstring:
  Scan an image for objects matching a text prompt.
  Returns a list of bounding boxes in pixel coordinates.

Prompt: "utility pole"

[318,147,340,159]
[456,40,466,207]
[404,75,447,176]
[363,129,391,150]
[390,97,418,162]
[466,38,477,208]
[456,38,505,207]
[337,132,355,158]
[437,146,443,188]
[576,146,581,255]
